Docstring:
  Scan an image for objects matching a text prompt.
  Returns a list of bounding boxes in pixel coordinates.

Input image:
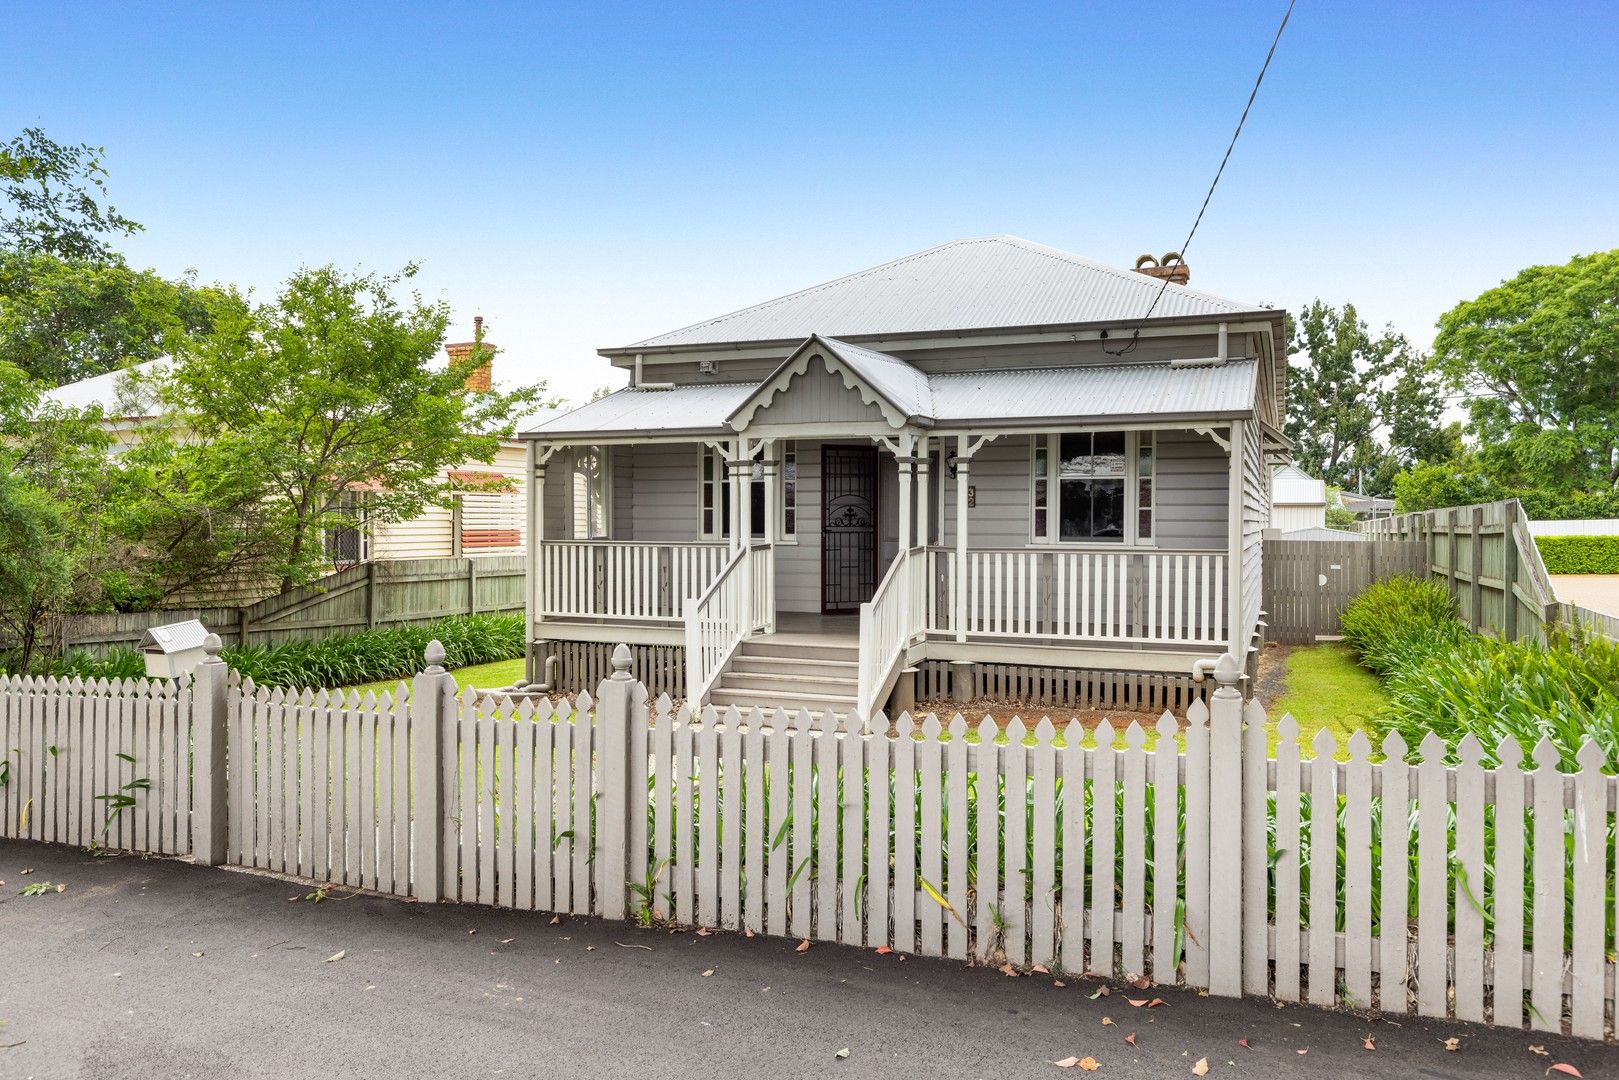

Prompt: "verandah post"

[411,640,453,902]
[595,643,643,921]
[1206,652,1245,997]
[190,633,230,865]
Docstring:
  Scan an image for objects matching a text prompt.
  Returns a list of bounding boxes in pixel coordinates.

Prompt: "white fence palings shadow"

[0,674,191,854]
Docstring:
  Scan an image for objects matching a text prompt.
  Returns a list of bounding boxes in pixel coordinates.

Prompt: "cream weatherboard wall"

[370,442,530,560]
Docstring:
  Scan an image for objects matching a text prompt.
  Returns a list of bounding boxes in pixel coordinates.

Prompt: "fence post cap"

[1211,652,1243,697]
[202,633,223,659]
[424,639,447,673]
[610,642,633,680]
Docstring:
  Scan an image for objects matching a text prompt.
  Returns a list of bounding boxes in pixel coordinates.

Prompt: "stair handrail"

[856,545,924,721]
[684,545,751,706]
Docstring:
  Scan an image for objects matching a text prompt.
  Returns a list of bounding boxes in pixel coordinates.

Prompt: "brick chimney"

[446,315,494,392]
[1133,252,1190,286]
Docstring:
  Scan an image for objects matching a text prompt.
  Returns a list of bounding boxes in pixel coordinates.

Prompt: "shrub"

[1534,535,1619,575]
[1338,576,1459,672]
[0,613,524,689]
[224,613,523,689]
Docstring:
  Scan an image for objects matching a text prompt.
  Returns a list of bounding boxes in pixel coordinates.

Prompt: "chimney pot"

[1133,251,1190,286]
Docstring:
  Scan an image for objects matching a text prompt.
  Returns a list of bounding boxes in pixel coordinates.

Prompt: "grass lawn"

[342,656,526,699]
[1265,642,1388,758]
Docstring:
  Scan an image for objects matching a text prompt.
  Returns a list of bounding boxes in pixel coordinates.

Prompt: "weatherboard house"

[519,237,1287,719]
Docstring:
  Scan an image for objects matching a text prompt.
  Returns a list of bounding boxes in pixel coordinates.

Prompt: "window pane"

[1092,478,1125,538]
[1035,508,1047,536]
[1059,433,1091,477]
[702,452,713,481]
[1059,478,1090,539]
[1033,477,1047,507]
[1138,478,1152,508]
[784,509,795,533]
[1138,509,1153,539]
[1092,432,1126,475]
[1138,441,1154,478]
[751,479,767,537]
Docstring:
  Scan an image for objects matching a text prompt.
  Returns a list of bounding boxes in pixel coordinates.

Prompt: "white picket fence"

[0,674,193,854]
[3,644,1616,1041]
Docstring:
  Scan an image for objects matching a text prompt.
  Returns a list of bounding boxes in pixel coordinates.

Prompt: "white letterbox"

[138,620,212,679]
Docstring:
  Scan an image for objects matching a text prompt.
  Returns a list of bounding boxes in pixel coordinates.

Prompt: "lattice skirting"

[548,641,687,700]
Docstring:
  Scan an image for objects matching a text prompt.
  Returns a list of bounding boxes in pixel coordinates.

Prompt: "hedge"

[1,613,525,690]
[1534,534,1619,575]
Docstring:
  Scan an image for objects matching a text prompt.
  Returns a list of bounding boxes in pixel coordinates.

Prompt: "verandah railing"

[856,546,927,720]
[925,547,1228,645]
[539,540,728,622]
[3,645,1617,1040]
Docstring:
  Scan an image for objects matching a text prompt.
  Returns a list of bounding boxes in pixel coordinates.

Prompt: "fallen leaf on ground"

[744,928,754,938]
[701,968,714,977]
[1101,1017,1114,1027]
[499,938,514,944]
[1191,1057,1209,1076]
[19,868,33,875]
[1129,976,1150,989]
[834,1048,850,1060]
[1000,963,1020,977]
[324,950,345,963]
[696,928,712,937]
[1088,988,1109,1000]
[1237,1038,1251,1050]
[549,915,561,925]
[1443,1038,1461,1052]
[796,939,811,952]
[1529,1046,1549,1056]
[1364,1037,1375,1051]
[584,945,596,952]
[1127,999,1149,1008]
[192,951,204,958]
[875,946,893,955]
[1148,998,1165,1008]
[1125,1033,1137,1046]
[467,928,477,935]
[1054,980,1067,988]
[1053,1057,1083,1069]
[1546,1065,1582,1078]
[616,942,653,950]
[1032,963,1051,974]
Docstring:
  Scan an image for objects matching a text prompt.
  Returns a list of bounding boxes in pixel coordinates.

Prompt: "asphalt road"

[1,839,1611,1079]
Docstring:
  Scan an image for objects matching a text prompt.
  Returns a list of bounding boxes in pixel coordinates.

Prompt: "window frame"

[1028,430,1157,548]
[700,443,786,542]
[570,445,612,540]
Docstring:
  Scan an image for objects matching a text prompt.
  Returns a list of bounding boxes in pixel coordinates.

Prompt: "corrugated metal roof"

[521,382,760,437]
[1280,527,1368,542]
[43,360,165,416]
[927,359,1257,423]
[627,236,1261,349]
[139,619,213,653]
[809,336,934,420]
[528,358,1256,437]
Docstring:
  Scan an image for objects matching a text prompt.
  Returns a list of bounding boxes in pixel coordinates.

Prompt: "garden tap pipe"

[1189,656,1219,682]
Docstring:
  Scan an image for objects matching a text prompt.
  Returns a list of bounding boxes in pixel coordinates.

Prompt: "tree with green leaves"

[0,361,129,669]
[1284,300,1447,493]
[137,264,549,593]
[0,128,140,261]
[1433,249,1619,495]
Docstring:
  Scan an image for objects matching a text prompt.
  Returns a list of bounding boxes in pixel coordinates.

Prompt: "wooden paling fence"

[2,644,1615,1041]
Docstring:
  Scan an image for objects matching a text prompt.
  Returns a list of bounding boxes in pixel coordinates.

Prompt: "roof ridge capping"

[620,236,1266,351]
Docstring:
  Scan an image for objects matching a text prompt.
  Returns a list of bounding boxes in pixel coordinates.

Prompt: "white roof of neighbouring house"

[524,345,1260,438]
[619,236,1267,351]
[1272,464,1327,507]
[42,360,166,416]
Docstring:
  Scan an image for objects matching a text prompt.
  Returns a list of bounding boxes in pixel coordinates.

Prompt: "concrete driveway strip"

[0,840,1610,1079]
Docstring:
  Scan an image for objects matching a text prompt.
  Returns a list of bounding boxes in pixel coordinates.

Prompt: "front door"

[821,445,878,613]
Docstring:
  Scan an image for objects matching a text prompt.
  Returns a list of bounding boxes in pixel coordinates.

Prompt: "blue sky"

[6,1,1617,402]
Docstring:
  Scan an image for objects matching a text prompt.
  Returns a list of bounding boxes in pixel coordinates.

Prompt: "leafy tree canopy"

[135,264,551,592]
[1433,249,1619,495]
[1284,300,1446,494]
[0,128,141,261]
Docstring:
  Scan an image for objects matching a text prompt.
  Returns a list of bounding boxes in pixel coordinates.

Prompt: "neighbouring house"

[44,326,540,596]
[1268,464,1327,531]
[519,236,1289,718]
[1337,491,1395,519]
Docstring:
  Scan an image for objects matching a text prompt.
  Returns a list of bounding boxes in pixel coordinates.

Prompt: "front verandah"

[524,424,1245,713]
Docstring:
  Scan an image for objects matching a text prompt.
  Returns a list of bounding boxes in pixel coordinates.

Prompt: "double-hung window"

[702,442,795,541]
[1030,432,1155,545]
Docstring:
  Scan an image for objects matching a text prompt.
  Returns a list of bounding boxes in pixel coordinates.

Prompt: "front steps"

[706,637,859,717]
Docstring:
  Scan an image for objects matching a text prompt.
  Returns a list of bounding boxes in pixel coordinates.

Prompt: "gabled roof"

[523,345,1259,440]
[1271,463,1327,506]
[621,236,1263,351]
[728,335,934,431]
[43,360,166,417]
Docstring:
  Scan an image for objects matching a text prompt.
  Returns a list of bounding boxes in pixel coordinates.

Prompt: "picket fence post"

[191,633,230,865]
[594,643,642,921]
[411,640,452,902]
[1206,652,1245,997]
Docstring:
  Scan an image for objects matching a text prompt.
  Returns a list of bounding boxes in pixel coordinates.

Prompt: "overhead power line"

[1106,0,1297,356]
